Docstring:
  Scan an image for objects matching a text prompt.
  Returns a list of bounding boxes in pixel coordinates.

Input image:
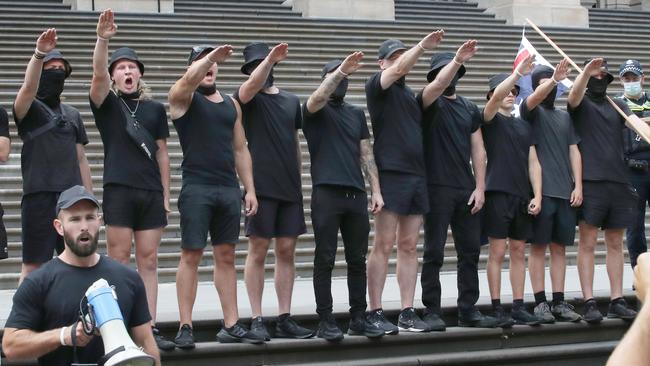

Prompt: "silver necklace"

[119,96,140,117]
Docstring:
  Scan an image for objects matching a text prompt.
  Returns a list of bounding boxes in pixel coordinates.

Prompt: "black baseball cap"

[426,52,466,82]
[321,59,343,78]
[43,49,72,78]
[56,185,100,215]
[378,39,406,60]
[486,73,520,100]
[188,45,215,65]
[584,58,613,84]
[241,42,270,75]
[619,59,643,77]
[108,47,145,76]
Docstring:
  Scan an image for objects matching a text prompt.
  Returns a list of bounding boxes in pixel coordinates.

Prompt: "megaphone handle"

[71,319,80,365]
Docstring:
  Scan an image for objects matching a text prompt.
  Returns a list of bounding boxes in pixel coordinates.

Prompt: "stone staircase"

[0,0,645,290]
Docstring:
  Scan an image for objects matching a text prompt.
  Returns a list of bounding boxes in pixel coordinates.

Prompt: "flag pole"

[525,18,650,143]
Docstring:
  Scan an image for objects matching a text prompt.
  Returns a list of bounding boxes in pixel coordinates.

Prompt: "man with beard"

[90,9,174,350]
[13,28,92,282]
[303,52,385,341]
[523,61,583,324]
[364,31,444,334]
[617,59,650,269]
[234,42,314,340]
[568,58,640,323]
[417,42,499,331]
[169,44,262,346]
[2,185,160,366]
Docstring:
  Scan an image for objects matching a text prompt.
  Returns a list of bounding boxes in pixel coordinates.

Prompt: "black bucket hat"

[426,52,466,82]
[486,73,519,100]
[188,45,215,65]
[321,59,343,78]
[108,47,145,76]
[583,58,613,85]
[241,42,270,75]
[43,49,72,78]
[378,39,407,60]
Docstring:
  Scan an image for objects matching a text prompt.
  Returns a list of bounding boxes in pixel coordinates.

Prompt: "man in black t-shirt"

[234,42,314,340]
[13,28,92,283]
[568,58,639,323]
[89,10,174,350]
[364,30,444,335]
[482,63,543,327]
[0,106,10,260]
[522,61,583,324]
[169,44,263,346]
[2,185,159,366]
[303,53,385,342]
[616,59,650,269]
[418,42,498,331]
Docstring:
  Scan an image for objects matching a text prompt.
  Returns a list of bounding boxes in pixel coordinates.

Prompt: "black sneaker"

[152,326,176,351]
[607,298,637,321]
[348,313,384,339]
[458,308,498,328]
[493,306,515,328]
[397,307,429,332]
[317,314,344,342]
[533,302,556,324]
[217,321,265,344]
[511,306,542,326]
[366,309,399,335]
[583,299,603,324]
[422,310,446,331]
[551,301,582,322]
[249,316,271,341]
[275,314,315,339]
[174,324,195,350]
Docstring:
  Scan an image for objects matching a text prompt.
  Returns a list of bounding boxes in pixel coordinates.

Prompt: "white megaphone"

[85,279,155,366]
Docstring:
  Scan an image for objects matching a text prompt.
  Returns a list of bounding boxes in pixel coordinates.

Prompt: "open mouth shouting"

[77,232,92,245]
[124,76,134,89]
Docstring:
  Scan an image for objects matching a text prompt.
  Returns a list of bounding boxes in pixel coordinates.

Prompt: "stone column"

[63,0,174,13]
[283,0,395,21]
[477,0,589,28]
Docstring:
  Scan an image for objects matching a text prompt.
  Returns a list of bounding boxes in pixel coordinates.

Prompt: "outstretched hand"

[339,51,364,75]
[207,45,234,63]
[36,28,57,54]
[516,54,536,76]
[419,29,445,51]
[267,43,289,64]
[96,9,117,40]
[553,59,571,82]
[455,40,478,64]
[584,58,605,77]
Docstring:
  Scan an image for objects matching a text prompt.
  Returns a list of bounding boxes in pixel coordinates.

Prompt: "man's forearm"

[235,148,255,194]
[360,140,381,195]
[2,328,62,360]
[306,70,346,113]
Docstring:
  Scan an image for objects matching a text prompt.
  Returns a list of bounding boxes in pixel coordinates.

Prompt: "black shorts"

[531,196,577,246]
[484,191,532,241]
[579,181,638,230]
[379,171,429,216]
[102,184,167,231]
[245,197,306,239]
[21,191,63,264]
[178,184,242,249]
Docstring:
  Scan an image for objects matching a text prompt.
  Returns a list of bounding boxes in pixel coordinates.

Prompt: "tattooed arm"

[360,139,384,214]
[306,51,364,114]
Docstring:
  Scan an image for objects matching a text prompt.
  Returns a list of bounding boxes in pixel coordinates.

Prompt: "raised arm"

[306,51,364,114]
[237,43,288,104]
[527,146,542,216]
[14,29,58,121]
[360,139,383,214]
[568,58,603,109]
[89,9,117,108]
[483,54,535,122]
[526,59,571,111]
[469,130,486,214]
[421,40,478,108]
[231,97,258,217]
[168,45,233,120]
[380,30,444,89]
[569,144,583,207]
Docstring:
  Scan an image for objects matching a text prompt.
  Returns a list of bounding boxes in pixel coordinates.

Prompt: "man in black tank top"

[169,44,263,346]
[13,28,92,283]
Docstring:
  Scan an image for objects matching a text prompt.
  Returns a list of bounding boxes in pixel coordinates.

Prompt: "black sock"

[534,291,547,305]
[513,299,524,310]
[552,292,564,305]
[492,299,501,309]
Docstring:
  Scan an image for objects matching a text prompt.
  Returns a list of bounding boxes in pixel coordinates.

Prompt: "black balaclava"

[329,78,348,104]
[443,73,461,97]
[263,68,274,89]
[36,69,66,108]
[586,77,609,100]
[531,65,557,109]
[197,84,217,96]
[117,89,141,100]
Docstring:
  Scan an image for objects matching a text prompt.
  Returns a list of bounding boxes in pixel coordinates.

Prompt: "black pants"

[312,185,369,316]
[627,167,650,267]
[422,185,481,314]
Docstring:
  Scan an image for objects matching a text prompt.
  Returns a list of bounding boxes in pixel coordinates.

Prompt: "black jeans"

[626,167,650,267]
[311,185,370,316]
[422,185,481,314]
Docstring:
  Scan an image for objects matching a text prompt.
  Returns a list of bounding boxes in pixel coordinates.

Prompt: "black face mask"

[263,69,274,89]
[541,85,557,109]
[197,84,216,96]
[329,78,348,104]
[586,77,609,99]
[442,73,460,97]
[117,89,141,100]
[36,69,66,108]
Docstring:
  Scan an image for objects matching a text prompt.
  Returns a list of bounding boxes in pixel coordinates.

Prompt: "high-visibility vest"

[619,93,650,154]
